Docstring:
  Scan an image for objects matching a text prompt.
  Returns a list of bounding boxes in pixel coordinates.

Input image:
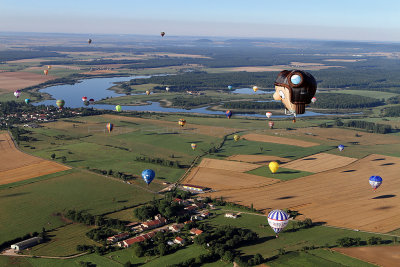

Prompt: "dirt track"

[0,133,70,185]
[243,133,319,147]
[283,153,357,173]
[333,246,400,267]
[204,154,400,233]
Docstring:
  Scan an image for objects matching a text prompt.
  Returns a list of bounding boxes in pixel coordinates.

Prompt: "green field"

[0,170,156,244]
[325,89,399,100]
[247,166,313,181]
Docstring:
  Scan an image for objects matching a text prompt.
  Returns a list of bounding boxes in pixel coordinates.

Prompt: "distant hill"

[195,38,213,43]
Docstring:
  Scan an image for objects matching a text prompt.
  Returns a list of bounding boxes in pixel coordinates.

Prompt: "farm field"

[226,154,290,164]
[0,132,70,185]
[0,71,54,93]
[198,158,261,172]
[205,154,400,233]
[333,245,400,267]
[246,166,313,181]
[0,169,156,244]
[242,133,320,147]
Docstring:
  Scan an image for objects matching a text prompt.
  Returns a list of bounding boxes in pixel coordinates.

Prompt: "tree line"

[86,167,137,181]
[135,156,184,168]
[334,119,393,134]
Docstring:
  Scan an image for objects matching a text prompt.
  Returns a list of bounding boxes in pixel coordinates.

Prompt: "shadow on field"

[0,192,30,198]
[381,162,395,166]
[374,206,394,210]
[275,195,296,200]
[303,157,316,160]
[279,170,300,174]
[342,169,356,173]
[372,158,386,161]
[373,194,396,199]
[68,160,84,163]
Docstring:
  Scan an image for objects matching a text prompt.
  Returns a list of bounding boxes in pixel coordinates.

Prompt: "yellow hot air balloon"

[178,119,186,127]
[146,90,150,95]
[233,134,240,142]
[253,86,258,92]
[269,161,279,174]
[47,65,52,69]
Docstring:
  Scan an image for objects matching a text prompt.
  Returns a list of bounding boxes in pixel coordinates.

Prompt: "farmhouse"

[169,223,184,233]
[225,213,238,219]
[107,232,130,243]
[184,205,197,213]
[11,237,42,251]
[174,236,185,245]
[118,230,159,248]
[141,215,167,230]
[190,228,203,236]
[181,184,207,192]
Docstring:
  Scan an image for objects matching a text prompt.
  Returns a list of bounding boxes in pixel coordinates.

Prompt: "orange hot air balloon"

[43,70,48,75]
[178,119,186,127]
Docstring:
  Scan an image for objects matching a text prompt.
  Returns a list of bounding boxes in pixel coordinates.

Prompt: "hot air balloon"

[146,90,150,95]
[106,123,113,133]
[161,32,165,37]
[273,70,317,117]
[115,105,122,112]
[166,87,170,92]
[233,134,240,142]
[226,110,232,119]
[88,39,92,44]
[338,144,344,152]
[82,96,87,102]
[56,99,65,109]
[369,176,382,191]
[14,90,21,98]
[269,121,274,129]
[228,85,233,90]
[311,97,317,103]
[267,209,290,237]
[269,161,279,174]
[89,99,95,105]
[43,69,48,75]
[191,143,197,150]
[253,86,258,92]
[266,112,272,119]
[142,169,155,185]
[25,98,30,104]
[178,119,186,127]
[47,65,52,69]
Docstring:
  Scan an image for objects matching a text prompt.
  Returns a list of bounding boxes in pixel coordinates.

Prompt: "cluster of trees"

[133,199,185,222]
[336,237,361,247]
[337,120,393,134]
[383,105,400,117]
[64,210,128,231]
[86,228,117,242]
[313,93,384,109]
[223,101,282,110]
[9,127,35,145]
[171,96,219,108]
[132,231,180,258]
[135,156,183,168]
[210,196,258,213]
[76,244,116,255]
[0,50,64,62]
[86,167,136,181]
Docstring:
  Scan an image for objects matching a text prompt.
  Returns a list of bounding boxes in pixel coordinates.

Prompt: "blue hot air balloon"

[24,98,31,104]
[142,169,155,185]
[267,209,290,237]
[226,110,232,119]
[338,144,344,152]
[228,85,233,90]
[369,176,382,191]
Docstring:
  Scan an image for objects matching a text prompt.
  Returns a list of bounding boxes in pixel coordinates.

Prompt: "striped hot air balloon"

[56,99,65,109]
[369,176,382,191]
[267,209,290,237]
[106,123,113,133]
[191,143,197,150]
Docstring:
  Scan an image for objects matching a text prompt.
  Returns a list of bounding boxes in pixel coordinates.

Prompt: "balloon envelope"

[266,112,272,118]
[226,110,232,119]
[161,32,165,37]
[228,85,233,90]
[89,98,95,104]
[191,143,197,150]
[106,123,113,133]
[56,99,65,109]
[178,119,186,127]
[338,145,344,151]
[253,86,258,92]
[268,209,290,235]
[269,121,274,129]
[311,97,317,103]
[88,39,92,44]
[166,87,170,92]
[43,70,48,75]
[82,96,87,102]
[369,176,382,190]
[142,169,155,185]
[146,90,150,95]
[47,65,52,69]
[14,90,21,98]
[233,134,240,142]
[115,105,122,112]
[269,161,279,173]
[25,98,30,104]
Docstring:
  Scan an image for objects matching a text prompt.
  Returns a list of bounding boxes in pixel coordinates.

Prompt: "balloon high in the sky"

[106,123,113,133]
[338,144,344,152]
[43,69,48,75]
[178,119,186,127]
[228,85,233,90]
[191,143,197,150]
[56,99,65,109]
[115,105,122,112]
[273,70,317,116]
[161,32,165,37]
[14,90,21,98]
[82,96,87,102]
[233,134,240,142]
[25,98,30,104]
[266,112,272,119]
[269,161,279,174]
[369,176,382,191]
[88,39,92,44]
[226,110,232,119]
[267,209,290,237]
[253,86,258,92]
[269,121,274,129]
[142,169,155,185]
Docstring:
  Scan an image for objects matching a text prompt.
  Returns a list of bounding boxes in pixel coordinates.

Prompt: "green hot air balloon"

[56,99,65,109]
[115,105,122,112]
[25,98,31,104]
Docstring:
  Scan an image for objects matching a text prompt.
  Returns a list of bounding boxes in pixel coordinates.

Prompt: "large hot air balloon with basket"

[268,209,290,237]
[142,169,155,185]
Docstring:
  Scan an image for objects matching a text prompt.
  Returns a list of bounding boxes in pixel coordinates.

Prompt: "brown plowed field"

[199,158,261,172]
[184,167,279,191]
[333,246,400,267]
[226,155,290,164]
[283,153,357,173]
[0,71,54,92]
[0,133,70,185]
[242,133,319,147]
[205,154,400,233]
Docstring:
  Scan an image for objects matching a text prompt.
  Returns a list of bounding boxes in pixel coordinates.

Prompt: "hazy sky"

[1,0,399,41]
